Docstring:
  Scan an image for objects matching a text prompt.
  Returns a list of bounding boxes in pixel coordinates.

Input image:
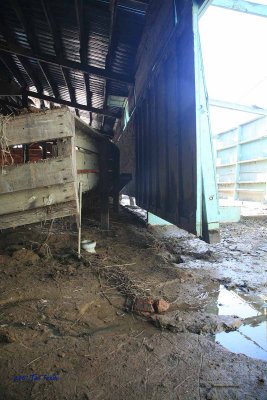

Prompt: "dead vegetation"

[0,210,266,399]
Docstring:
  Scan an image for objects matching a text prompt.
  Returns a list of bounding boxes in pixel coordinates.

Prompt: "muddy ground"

[0,208,266,399]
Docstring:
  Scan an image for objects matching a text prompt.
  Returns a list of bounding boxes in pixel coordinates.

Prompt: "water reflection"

[208,285,267,361]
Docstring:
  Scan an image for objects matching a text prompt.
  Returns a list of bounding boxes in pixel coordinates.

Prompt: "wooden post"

[42,142,47,159]
[78,181,82,259]
[100,141,110,231]
[23,144,29,162]
[113,146,120,213]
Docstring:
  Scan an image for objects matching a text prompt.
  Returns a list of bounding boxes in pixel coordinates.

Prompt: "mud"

[0,209,266,399]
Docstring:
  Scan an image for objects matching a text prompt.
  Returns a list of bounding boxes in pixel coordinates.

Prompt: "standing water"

[212,286,267,361]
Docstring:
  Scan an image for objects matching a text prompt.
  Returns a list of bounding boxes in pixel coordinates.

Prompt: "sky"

[199,4,267,133]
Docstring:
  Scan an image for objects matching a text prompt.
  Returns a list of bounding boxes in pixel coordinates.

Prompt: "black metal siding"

[134,5,197,233]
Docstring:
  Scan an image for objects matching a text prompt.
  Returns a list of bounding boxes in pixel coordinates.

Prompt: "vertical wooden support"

[21,89,28,108]
[193,2,220,243]
[78,181,82,259]
[100,141,110,231]
[42,142,47,159]
[113,146,120,213]
[23,144,29,162]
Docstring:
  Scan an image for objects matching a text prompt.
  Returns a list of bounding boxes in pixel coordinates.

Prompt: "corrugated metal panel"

[0,0,148,132]
[133,5,197,233]
[216,116,267,201]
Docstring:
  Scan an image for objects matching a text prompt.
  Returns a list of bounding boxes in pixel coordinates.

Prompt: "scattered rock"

[153,299,170,314]
[151,311,242,335]
[133,297,155,314]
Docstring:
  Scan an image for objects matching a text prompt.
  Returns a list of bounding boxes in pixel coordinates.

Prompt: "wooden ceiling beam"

[0,53,28,89]
[103,0,118,128]
[9,0,48,103]
[75,0,92,122]
[38,62,59,98]
[62,68,80,117]
[0,44,134,85]
[25,90,121,118]
[0,98,22,110]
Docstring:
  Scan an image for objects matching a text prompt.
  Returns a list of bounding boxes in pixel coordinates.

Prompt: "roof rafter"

[41,0,80,116]
[62,68,80,117]
[103,0,118,128]
[0,98,22,110]
[0,43,134,85]
[8,0,49,102]
[25,90,121,118]
[0,53,28,89]
[75,0,92,122]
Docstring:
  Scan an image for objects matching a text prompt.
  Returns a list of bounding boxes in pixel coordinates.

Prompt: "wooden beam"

[38,62,59,98]
[9,0,61,101]
[25,90,121,117]
[17,56,43,94]
[0,156,74,194]
[41,0,80,116]
[75,0,92,120]
[9,0,39,52]
[209,98,267,116]
[0,43,134,85]
[0,53,28,89]
[103,0,118,128]
[8,0,47,101]
[3,108,74,146]
[62,68,79,117]
[212,0,267,18]
[24,0,132,85]
[0,98,22,110]
[0,200,77,230]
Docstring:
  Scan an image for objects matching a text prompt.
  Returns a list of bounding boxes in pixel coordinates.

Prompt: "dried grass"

[0,113,13,171]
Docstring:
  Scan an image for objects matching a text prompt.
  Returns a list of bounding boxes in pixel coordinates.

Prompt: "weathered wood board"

[0,156,74,194]
[0,182,76,215]
[0,201,77,229]
[3,108,74,146]
[0,108,117,230]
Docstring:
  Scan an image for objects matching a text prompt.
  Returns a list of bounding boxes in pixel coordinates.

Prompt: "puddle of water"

[217,286,262,318]
[216,320,267,361]
[210,285,267,361]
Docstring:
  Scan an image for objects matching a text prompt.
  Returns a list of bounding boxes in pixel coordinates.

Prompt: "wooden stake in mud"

[78,181,83,259]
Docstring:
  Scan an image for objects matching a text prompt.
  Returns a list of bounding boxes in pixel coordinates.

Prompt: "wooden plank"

[99,141,110,230]
[0,182,76,216]
[0,156,74,194]
[78,172,99,193]
[75,129,99,153]
[76,149,99,193]
[4,108,74,146]
[0,201,77,229]
[57,137,72,157]
[76,150,99,171]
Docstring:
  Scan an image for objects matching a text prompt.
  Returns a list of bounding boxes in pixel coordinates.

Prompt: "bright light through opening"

[199,5,267,134]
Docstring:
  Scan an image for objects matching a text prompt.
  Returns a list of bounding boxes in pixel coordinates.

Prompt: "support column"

[100,141,110,231]
[113,146,120,213]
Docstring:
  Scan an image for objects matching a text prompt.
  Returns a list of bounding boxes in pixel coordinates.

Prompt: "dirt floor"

[0,208,266,400]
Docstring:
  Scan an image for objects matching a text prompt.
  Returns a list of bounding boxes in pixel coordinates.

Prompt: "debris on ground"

[0,210,266,399]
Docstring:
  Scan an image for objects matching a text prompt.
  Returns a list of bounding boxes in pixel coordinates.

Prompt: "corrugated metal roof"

[0,0,149,133]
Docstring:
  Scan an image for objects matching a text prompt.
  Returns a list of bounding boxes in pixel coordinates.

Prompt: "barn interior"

[0,1,266,399]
